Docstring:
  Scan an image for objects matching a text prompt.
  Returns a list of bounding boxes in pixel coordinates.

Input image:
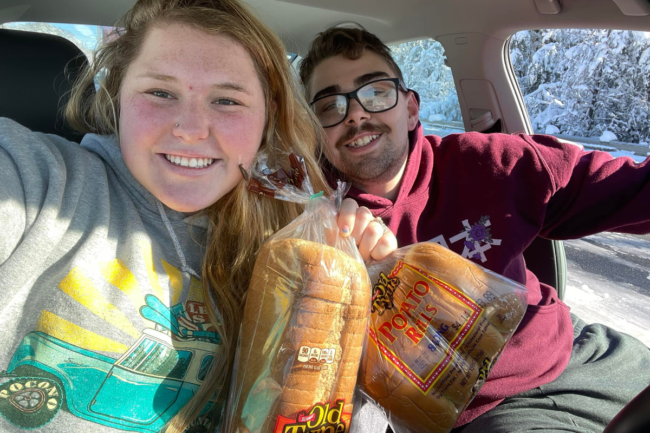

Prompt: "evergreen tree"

[392,39,462,122]
[511,28,650,143]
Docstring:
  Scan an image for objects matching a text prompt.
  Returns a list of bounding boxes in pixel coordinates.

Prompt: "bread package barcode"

[224,151,370,433]
[360,242,528,433]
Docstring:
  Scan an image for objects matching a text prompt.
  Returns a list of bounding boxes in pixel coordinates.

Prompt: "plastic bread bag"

[358,242,528,433]
[224,150,372,433]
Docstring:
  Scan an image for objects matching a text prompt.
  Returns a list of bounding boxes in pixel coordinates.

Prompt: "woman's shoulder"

[0,117,107,170]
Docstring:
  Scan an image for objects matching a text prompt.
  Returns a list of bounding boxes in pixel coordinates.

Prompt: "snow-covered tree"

[392,39,462,122]
[590,30,650,143]
[511,29,650,143]
[391,31,650,143]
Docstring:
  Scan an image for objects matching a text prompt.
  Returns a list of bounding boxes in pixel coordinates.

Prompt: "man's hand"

[337,198,398,262]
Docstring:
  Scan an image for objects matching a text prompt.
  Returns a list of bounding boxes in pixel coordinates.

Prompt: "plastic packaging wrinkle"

[358,242,528,433]
[224,150,372,433]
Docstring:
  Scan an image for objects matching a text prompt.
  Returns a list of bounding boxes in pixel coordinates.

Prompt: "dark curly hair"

[299,27,405,99]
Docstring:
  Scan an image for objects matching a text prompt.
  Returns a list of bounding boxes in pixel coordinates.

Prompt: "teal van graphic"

[0,295,219,431]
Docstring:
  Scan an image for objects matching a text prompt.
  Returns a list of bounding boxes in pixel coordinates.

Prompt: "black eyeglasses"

[310,78,409,128]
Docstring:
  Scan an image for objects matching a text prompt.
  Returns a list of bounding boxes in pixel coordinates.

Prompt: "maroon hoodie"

[343,124,650,426]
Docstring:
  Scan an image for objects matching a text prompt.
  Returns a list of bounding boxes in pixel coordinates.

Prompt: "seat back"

[0,28,93,142]
[523,237,567,300]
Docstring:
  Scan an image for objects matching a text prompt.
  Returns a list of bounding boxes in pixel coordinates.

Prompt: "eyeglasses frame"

[310,77,410,128]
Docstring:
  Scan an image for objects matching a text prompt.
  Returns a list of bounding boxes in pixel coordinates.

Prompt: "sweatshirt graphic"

[0,119,218,432]
[0,258,217,431]
[430,215,502,263]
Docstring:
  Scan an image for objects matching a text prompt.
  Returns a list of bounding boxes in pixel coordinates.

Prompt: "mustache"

[336,123,391,148]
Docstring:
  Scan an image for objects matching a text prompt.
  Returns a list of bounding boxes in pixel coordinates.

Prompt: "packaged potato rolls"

[224,151,371,433]
[359,242,528,433]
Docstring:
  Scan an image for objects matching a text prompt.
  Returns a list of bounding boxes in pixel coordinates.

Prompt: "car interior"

[0,28,91,143]
[0,0,648,431]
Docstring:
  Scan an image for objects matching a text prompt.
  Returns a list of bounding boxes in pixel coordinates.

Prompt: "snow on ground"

[575,142,617,151]
[563,233,650,347]
[545,124,560,134]
[564,274,650,347]
[600,130,618,143]
[607,150,648,163]
[573,141,648,163]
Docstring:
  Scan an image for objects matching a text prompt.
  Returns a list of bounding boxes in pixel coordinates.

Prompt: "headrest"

[0,28,94,143]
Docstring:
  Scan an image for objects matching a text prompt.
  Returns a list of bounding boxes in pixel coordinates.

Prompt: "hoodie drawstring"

[156,200,224,325]
[156,200,201,280]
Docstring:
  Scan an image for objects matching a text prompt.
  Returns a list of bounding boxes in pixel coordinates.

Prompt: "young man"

[300,27,650,432]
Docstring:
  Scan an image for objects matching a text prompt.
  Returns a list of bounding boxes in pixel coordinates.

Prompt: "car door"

[89,338,190,426]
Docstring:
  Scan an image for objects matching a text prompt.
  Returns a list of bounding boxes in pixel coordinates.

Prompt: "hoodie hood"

[80,133,207,283]
[80,133,208,230]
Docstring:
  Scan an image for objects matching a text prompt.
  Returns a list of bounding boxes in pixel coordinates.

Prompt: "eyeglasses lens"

[312,80,399,127]
[358,80,397,112]
[312,96,348,128]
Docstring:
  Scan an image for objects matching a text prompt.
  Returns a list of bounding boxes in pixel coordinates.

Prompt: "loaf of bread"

[229,238,371,433]
[360,242,527,433]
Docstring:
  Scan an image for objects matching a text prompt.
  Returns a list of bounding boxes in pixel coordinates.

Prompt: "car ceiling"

[1,0,649,54]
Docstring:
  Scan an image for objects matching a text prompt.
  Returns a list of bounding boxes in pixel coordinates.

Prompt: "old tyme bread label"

[273,399,351,433]
[368,261,495,395]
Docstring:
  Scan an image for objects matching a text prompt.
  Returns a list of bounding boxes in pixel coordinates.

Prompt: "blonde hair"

[66,0,331,431]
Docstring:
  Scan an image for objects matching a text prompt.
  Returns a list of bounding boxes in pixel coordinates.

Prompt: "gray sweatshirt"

[0,118,220,433]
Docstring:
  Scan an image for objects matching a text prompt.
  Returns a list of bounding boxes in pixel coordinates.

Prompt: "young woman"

[0,1,395,432]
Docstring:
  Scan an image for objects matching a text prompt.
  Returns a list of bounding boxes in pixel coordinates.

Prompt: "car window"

[510,29,650,162]
[510,29,650,348]
[391,38,465,137]
[0,22,115,59]
[120,338,193,380]
[136,342,193,380]
[121,337,157,369]
[1,22,116,90]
